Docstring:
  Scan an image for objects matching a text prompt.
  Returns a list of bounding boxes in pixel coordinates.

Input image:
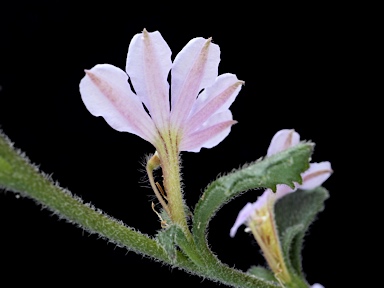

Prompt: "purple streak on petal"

[190,73,242,115]
[79,64,157,144]
[180,110,236,152]
[185,74,243,134]
[311,284,325,288]
[299,161,332,190]
[230,202,254,238]
[170,37,220,130]
[267,129,300,156]
[126,29,172,130]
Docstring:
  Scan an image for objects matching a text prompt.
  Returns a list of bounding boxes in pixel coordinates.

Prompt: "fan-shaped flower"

[80,29,243,154]
[79,29,243,228]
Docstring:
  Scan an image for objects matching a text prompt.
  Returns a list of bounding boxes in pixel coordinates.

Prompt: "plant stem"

[156,134,191,240]
[0,131,196,270]
[0,132,280,287]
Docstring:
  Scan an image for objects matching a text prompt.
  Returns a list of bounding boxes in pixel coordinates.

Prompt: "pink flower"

[230,129,332,237]
[80,29,243,153]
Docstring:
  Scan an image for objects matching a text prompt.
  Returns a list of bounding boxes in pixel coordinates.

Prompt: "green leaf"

[156,225,178,263]
[192,143,313,256]
[274,187,329,277]
[247,266,277,283]
[0,155,12,174]
[156,223,205,266]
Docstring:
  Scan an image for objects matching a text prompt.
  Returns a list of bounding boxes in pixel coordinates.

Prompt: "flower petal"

[79,64,157,143]
[275,184,296,200]
[185,73,243,134]
[170,37,220,130]
[231,190,272,237]
[180,110,236,152]
[299,161,333,190]
[230,202,254,238]
[252,190,270,210]
[267,129,300,156]
[126,29,172,130]
[311,284,325,288]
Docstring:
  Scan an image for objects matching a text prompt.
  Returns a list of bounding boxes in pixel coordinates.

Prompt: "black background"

[0,2,354,287]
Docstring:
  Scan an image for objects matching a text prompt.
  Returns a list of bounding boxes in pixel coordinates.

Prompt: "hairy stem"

[156,132,191,240]
[0,131,281,287]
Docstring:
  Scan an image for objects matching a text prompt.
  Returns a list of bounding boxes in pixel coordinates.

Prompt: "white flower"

[80,29,243,153]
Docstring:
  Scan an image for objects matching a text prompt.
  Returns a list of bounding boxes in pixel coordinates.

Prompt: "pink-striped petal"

[180,110,236,152]
[79,64,157,144]
[299,162,333,190]
[267,129,300,156]
[126,29,171,130]
[185,73,243,134]
[170,37,220,129]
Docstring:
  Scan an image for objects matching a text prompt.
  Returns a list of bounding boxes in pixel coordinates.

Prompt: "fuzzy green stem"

[0,132,207,277]
[0,133,178,264]
[0,132,281,287]
[155,133,191,239]
[248,198,291,285]
[0,132,279,287]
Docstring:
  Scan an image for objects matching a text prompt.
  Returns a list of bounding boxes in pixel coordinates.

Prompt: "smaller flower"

[230,129,332,285]
[230,129,332,237]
